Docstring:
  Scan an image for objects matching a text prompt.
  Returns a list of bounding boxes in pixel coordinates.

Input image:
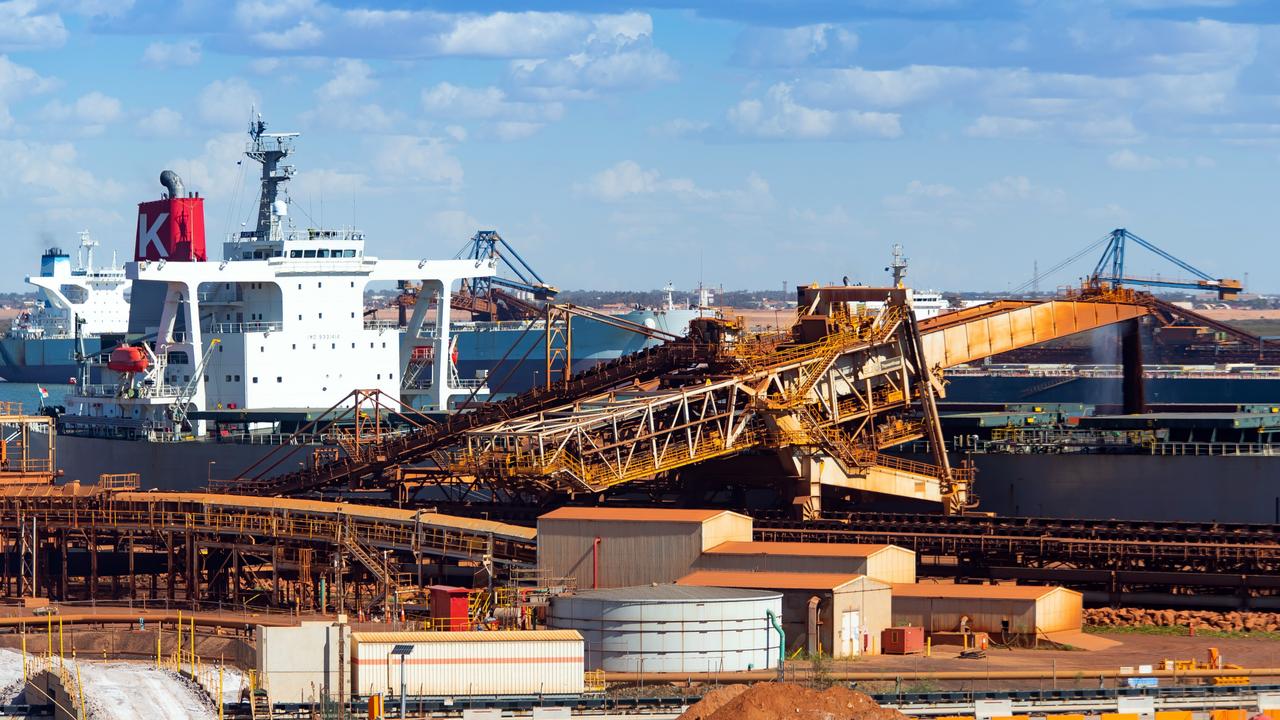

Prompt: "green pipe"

[766,610,785,678]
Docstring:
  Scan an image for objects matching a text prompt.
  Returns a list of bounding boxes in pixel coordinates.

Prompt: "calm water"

[0,382,74,411]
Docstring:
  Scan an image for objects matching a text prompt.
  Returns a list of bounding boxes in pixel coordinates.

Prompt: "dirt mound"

[1086,608,1280,633]
[679,682,906,720]
[678,684,750,720]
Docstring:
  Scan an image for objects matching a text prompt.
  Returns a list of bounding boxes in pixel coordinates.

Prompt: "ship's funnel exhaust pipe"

[159,170,185,199]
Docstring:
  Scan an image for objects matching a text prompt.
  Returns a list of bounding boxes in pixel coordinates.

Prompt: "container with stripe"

[350,630,585,697]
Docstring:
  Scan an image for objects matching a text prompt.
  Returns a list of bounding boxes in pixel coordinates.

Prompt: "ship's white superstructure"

[13,232,130,340]
[64,117,495,441]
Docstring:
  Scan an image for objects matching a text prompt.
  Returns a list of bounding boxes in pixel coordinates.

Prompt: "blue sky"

[0,1,1277,293]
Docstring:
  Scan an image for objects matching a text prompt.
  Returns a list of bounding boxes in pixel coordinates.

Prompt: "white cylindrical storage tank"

[351,630,585,697]
[548,585,783,673]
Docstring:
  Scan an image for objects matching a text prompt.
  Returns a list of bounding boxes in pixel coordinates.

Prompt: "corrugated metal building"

[350,630,585,697]
[677,570,891,658]
[695,541,916,584]
[548,584,782,672]
[891,583,1083,636]
[537,507,753,589]
[256,621,351,703]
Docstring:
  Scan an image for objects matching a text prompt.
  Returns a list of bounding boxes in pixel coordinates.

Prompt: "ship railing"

[1150,441,1279,457]
[209,321,284,334]
[402,377,487,391]
[196,291,243,303]
[73,383,183,399]
[363,319,399,330]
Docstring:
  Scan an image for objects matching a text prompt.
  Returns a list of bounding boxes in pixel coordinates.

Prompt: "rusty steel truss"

[0,485,534,612]
[445,286,1152,515]
[228,285,1155,515]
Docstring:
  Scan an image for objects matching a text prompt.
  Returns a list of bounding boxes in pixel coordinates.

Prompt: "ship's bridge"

[223,227,366,262]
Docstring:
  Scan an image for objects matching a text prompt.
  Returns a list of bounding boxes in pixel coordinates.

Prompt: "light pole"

[389,644,413,719]
[206,461,216,489]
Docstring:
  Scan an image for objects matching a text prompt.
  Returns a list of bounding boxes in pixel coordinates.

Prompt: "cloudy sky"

[0,0,1278,293]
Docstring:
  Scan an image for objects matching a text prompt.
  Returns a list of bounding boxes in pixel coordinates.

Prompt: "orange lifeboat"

[107,346,149,373]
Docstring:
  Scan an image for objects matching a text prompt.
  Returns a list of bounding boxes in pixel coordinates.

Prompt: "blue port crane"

[453,230,560,321]
[1092,228,1242,300]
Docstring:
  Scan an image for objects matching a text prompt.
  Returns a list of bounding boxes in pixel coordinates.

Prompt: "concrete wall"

[537,516,752,589]
[256,622,351,704]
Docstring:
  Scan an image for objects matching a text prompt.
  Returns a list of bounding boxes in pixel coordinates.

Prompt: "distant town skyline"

[0,1,1276,293]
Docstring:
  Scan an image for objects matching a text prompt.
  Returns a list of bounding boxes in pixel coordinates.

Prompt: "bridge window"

[318,249,330,258]
[290,250,302,258]
[303,249,316,258]
[343,249,356,258]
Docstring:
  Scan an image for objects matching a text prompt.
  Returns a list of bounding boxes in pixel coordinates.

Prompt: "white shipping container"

[351,630,585,697]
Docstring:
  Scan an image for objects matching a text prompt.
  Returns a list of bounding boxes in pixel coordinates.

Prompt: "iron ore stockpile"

[4,271,1280,716]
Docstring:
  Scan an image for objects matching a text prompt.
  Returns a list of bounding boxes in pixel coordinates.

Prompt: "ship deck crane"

[169,338,221,428]
[1092,228,1242,299]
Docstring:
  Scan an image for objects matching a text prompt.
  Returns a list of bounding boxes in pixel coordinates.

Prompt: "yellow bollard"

[218,664,224,720]
[190,615,196,671]
[926,637,932,658]
[21,633,27,680]
[57,616,64,670]
[75,653,85,720]
[176,611,182,672]
[156,625,162,669]
[46,614,52,660]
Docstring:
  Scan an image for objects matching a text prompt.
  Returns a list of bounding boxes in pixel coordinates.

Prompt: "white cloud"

[419,82,560,139]
[198,78,259,127]
[734,23,858,67]
[425,209,483,243]
[580,160,772,210]
[167,132,247,200]
[316,59,376,101]
[41,91,123,133]
[0,0,68,51]
[650,118,711,138]
[883,176,1066,229]
[142,40,202,68]
[727,83,902,141]
[433,11,649,58]
[138,107,183,137]
[253,21,323,51]
[301,102,400,133]
[0,54,55,130]
[373,135,463,187]
[508,47,676,100]
[0,139,123,204]
[1106,148,1216,171]
[965,115,1045,138]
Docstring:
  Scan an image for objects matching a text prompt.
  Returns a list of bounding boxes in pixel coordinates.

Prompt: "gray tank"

[548,584,782,673]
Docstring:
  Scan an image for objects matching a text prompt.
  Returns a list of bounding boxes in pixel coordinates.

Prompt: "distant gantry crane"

[1091,228,1242,300]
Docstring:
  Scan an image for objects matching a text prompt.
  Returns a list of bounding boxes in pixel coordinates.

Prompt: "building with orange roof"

[677,570,891,657]
[536,506,752,590]
[695,540,916,583]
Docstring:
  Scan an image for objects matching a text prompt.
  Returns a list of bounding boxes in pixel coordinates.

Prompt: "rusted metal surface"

[0,486,535,612]
[919,298,1150,370]
[225,286,1162,517]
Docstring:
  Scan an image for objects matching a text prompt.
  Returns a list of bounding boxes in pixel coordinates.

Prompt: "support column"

[1122,318,1146,415]
[89,530,98,599]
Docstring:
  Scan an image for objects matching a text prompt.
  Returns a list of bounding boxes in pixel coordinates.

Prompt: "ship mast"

[244,112,299,242]
[887,243,908,288]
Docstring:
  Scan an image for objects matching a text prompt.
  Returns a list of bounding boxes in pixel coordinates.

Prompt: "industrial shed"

[677,570,891,658]
[696,541,916,584]
[891,583,1083,637]
[537,507,752,589]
